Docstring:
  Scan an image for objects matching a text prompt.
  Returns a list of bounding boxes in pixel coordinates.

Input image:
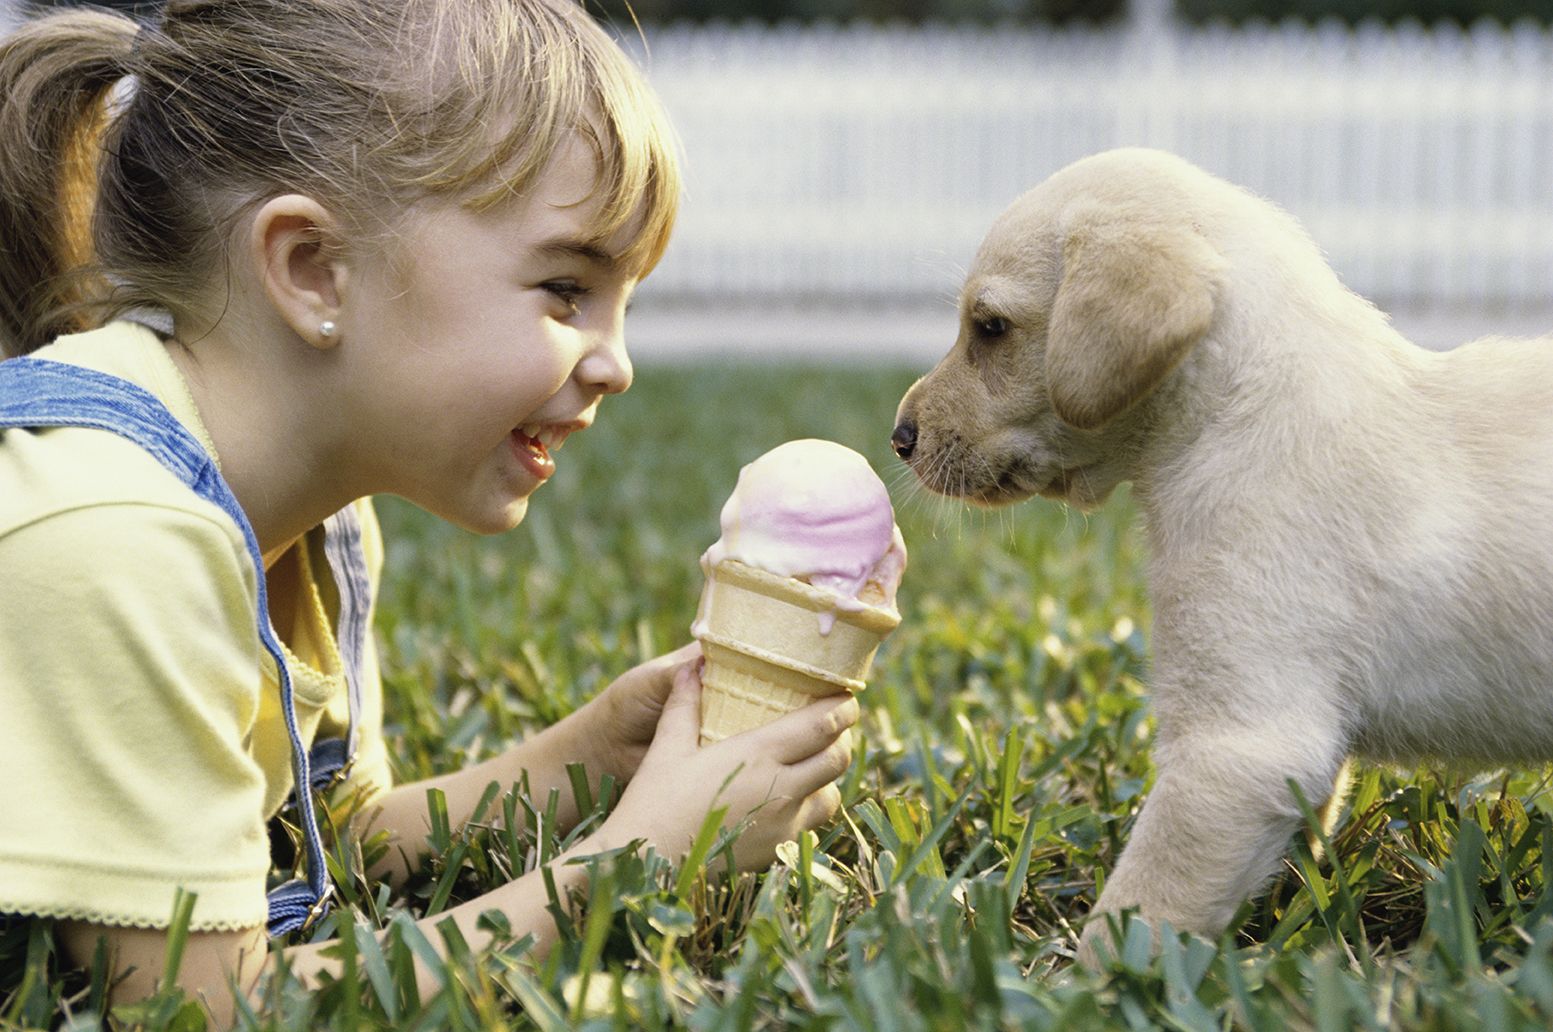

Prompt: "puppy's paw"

[1076,910,1162,971]
[1076,912,1125,970]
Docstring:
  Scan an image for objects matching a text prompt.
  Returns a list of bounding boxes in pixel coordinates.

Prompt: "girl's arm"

[59,828,605,1027]
[60,664,857,1024]
[360,703,603,885]
[361,644,699,885]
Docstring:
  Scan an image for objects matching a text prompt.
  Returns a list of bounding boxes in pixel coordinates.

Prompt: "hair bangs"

[581,71,681,278]
[461,2,681,277]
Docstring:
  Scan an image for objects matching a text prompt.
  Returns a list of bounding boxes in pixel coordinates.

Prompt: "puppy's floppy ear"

[1046,207,1224,430]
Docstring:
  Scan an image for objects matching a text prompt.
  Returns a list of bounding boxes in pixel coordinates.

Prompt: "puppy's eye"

[975,315,1010,339]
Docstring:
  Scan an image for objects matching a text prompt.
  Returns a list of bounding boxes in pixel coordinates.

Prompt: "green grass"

[9,359,1553,1029]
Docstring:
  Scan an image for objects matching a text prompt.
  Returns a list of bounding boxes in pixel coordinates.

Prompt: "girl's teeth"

[516,424,570,452]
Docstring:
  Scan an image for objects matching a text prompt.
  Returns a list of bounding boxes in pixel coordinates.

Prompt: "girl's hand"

[370,643,701,880]
[597,661,858,872]
[589,641,702,782]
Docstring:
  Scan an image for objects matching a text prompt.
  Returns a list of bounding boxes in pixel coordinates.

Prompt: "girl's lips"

[509,428,557,480]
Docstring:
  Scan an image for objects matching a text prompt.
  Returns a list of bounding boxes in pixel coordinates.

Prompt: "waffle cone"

[694,560,900,745]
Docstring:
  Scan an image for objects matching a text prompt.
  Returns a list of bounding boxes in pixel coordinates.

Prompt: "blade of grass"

[993,727,1026,843]
[674,805,730,901]
[354,919,400,1024]
[566,762,595,819]
[160,889,197,988]
[568,860,617,1025]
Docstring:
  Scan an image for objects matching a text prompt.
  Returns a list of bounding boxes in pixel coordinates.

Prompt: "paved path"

[627,299,1553,365]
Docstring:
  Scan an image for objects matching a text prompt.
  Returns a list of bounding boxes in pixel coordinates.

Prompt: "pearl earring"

[318,320,337,341]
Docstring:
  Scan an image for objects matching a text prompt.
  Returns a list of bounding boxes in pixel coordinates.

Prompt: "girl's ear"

[250,194,349,349]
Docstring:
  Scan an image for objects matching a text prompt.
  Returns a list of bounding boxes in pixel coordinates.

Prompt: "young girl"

[0,0,857,1020]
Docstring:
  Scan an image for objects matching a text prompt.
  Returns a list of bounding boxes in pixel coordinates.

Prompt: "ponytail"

[0,10,137,357]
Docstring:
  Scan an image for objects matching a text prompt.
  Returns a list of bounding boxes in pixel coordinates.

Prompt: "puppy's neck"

[1129,287,1421,543]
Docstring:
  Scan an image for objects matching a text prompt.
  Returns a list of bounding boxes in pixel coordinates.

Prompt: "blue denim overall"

[0,355,368,936]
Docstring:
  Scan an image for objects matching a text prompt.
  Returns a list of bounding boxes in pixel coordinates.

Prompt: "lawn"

[8,359,1553,1029]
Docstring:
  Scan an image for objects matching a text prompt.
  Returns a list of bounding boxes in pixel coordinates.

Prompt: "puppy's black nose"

[890,420,917,460]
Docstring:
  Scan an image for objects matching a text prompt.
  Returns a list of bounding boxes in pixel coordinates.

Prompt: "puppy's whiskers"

[888,465,938,527]
[890,449,956,540]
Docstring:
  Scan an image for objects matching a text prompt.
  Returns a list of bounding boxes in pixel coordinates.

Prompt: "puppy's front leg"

[1078,728,1347,966]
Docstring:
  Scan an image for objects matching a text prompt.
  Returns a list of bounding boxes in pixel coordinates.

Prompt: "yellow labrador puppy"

[893,147,1553,964]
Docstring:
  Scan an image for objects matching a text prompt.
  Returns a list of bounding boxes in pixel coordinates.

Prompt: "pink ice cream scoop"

[691,439,906,744]
[695,439,907,634]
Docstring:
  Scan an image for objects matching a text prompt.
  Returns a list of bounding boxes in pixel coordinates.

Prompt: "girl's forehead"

[391,141,649,274]
[490,142,629,246]
[393,62,677,277]
[530,136,666,274]
[528,135,607,211]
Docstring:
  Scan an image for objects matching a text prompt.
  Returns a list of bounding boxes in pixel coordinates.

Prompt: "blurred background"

[8,0,1553,358]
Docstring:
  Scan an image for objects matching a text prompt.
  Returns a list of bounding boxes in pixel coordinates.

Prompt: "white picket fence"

[5,5,1550,317]
[631,19,1553,310]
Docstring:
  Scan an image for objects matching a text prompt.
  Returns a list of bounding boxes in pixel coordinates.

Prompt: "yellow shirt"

[0,322,392,931]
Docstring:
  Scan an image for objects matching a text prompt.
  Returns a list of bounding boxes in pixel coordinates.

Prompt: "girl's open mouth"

[509,427,557,480]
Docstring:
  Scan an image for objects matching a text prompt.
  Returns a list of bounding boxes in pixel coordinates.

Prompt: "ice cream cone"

[695,560,900,745]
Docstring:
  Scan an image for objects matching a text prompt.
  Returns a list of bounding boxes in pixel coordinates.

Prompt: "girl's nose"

[577,324,633,395]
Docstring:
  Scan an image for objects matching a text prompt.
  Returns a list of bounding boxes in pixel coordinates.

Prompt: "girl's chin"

[440,497,530,536]
[487,498,530,534]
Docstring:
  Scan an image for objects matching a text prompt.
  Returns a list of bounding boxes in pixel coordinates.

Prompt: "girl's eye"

[975,315,1010,339]
[542,281,589,315]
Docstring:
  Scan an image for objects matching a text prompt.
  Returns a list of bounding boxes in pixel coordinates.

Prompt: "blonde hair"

[0,0,681,356]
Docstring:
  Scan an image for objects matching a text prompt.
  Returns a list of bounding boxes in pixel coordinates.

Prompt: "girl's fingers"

[798,784,844,830]
[743,693,859,765]
[656,640,703,671]
[651,650,705,711]
[635,642,704,704]
[653,660,704,749]
[783,729,854,793]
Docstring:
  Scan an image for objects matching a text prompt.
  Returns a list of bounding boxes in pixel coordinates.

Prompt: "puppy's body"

[894,147,1553,958]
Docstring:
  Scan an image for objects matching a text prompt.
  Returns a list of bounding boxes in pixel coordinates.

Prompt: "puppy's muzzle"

[890,420,917,460]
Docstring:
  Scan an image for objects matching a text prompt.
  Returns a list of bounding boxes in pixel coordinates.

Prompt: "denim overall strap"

[0,356,343,936]
[307,506,370,789]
